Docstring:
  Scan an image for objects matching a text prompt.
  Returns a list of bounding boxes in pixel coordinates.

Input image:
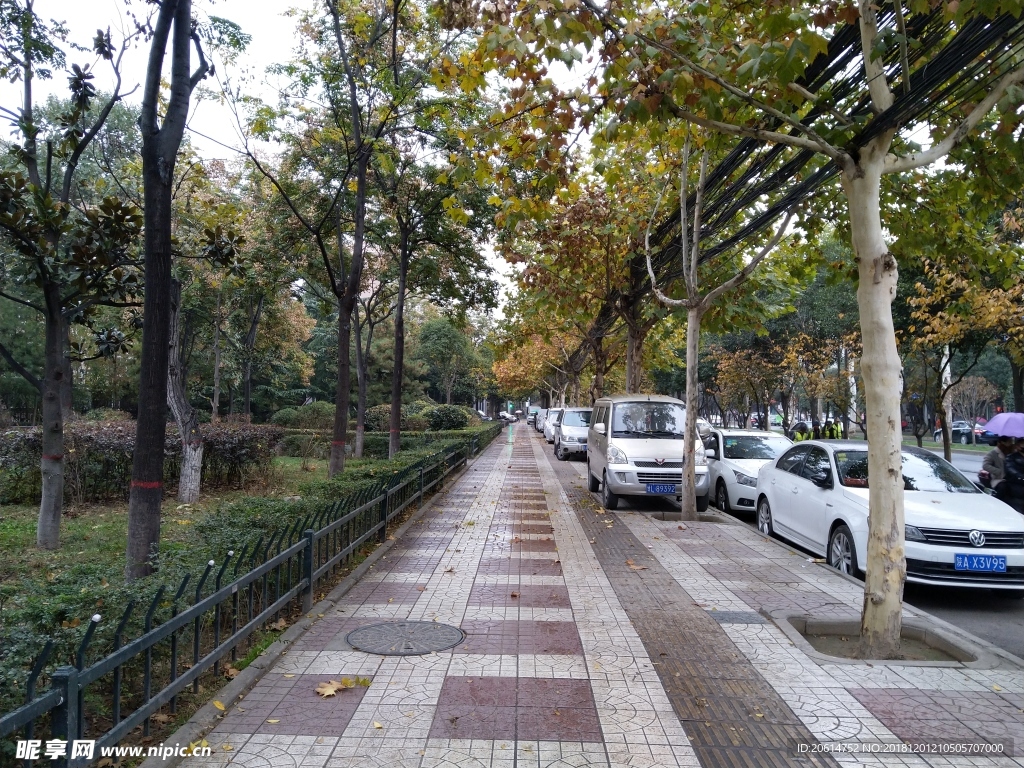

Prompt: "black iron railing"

[0,425,499,767]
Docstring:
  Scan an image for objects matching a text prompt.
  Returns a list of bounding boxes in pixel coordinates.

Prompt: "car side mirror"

[594,423,606,435]
[811,470,833,489]
[705,449,716,459]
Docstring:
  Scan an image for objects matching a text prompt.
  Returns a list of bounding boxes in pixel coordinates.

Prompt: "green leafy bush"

[81,408,134,422]
[363,404,393,432]
[421,405,469,431]
[405,398,436,415]
[293,402,335,430]
[0,424,283,504]
[270,407,300,427]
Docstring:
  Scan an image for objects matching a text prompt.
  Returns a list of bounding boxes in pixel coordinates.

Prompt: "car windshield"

[722,435,792,460]
[834,450,979,493]
[561,410,592,427]
[612,402,686,439]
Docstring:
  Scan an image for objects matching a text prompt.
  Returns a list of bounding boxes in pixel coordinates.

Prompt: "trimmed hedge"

[0,424,283,504]
[420,404,470,430]
[277,423,500,460]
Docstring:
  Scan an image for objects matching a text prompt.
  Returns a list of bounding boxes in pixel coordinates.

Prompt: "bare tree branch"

[884,65,1024,174]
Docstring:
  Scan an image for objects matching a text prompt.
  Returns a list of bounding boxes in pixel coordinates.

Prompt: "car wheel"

[756,498,773,536]
[828,524,859,577]
[960,434,969,445]
[587,462,600,492]
[556,443,568,461]
[601,471,619,510]
[715,481,731,513]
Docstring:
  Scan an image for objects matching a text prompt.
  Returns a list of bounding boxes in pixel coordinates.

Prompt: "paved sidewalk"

[198,424,1024,768]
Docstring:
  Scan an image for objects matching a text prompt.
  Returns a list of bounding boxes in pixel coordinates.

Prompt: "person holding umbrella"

[985,413,1024,514]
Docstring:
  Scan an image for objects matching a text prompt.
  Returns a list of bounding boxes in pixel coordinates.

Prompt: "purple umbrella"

[984,412,1024,438]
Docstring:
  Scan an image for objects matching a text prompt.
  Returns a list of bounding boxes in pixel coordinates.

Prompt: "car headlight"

[694,439,707,466]
[607,444,628,465]
[563,436,578,443]
[905,525,927,542]
[733,470,757,487]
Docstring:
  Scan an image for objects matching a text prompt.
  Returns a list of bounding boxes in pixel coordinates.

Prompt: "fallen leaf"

[283,674,295,678]
[316,680,343,698]
[993,684,1003,692]
[266,719,280,724]
[225,666,240,679]
[271,618,288,631]
[444,567,455,573]
[754,713,765,719]
[222,744,233,752]
[510,591,520,599]
[97,759,114,767]
[212,700,226,711]
[151,713,170,724]
[416,586,427,592]
[626,559,648,571]
[373,721,384,729]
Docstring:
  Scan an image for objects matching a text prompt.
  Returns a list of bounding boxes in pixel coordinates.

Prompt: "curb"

[138,450,487,768]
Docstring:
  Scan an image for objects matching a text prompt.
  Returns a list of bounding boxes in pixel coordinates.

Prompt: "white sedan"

[704,429,793,514]
[755,441,1024,590]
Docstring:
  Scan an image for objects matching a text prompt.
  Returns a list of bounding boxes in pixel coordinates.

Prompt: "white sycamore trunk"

[678,305,703,521]
[842,137,906,659]
[178,440,204,503]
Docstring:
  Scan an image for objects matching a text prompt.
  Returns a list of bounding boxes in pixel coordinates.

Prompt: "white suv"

[586,394,709,511]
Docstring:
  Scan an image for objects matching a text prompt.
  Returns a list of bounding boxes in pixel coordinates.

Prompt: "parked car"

[543,408,564,443]
[554,407,593,460]
[534,408,548,433]
[587,394,710,512]
[527,409,538,425]
[933,420,980,444]
[704,429,793,514]
[755,441,1024,589]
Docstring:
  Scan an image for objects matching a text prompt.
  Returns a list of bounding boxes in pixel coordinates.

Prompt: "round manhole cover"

[346,621,465,656]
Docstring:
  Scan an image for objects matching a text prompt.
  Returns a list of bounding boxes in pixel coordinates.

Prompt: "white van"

[587,394,710,511]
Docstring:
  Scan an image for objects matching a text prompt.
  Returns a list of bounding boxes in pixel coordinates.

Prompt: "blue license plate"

[954,554,1007,572]
[646,483,677,494]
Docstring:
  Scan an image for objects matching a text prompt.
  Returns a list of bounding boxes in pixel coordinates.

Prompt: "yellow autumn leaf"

[213,700,226,711]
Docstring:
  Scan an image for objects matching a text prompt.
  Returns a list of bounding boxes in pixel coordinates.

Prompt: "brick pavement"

[195,424,1024,768]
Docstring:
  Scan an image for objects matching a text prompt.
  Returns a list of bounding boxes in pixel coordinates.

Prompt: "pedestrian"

[998,438,1024,514]
[823,418,840,439]
[980,435,1014,490]
[812,420,821,440]
[792,422,811,441]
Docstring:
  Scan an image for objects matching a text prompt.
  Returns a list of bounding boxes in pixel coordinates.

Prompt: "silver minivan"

[587,394,710,511]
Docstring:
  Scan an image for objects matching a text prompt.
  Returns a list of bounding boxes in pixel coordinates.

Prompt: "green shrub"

[421,404,469,431]
[0,424,284,504]
[270,407,299,427]
[81,407,134,422]
[405,415,428,431]
[364,403,394,432]
[293,401,335,430]
[405,398,436,416]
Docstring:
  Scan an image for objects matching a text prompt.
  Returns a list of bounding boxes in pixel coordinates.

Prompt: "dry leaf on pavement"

[625,559,648,571]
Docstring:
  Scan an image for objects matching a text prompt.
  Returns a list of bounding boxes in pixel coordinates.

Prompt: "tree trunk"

[625,320,645,394]
[210,292,222,424]
[37,300,65,550]
[936,400,952,461]
[353,304,367,458]
[167,279,203,503]
[126,149,175,581]
[388,233,410,458]
[843,137,905,660]
[329,151,370,478]
[127,0,204,581]
[678,305,703,521]
[242,295,264,421]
